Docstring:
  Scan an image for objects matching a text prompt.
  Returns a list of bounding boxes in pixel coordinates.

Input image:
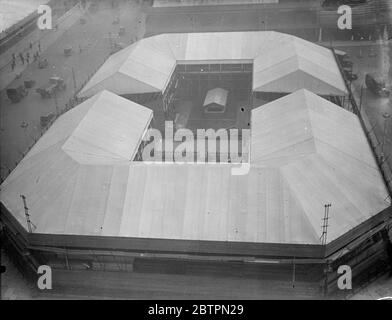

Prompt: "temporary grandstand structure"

[203,88,228,113]
[1,89,389,258]
[79,31,347,98]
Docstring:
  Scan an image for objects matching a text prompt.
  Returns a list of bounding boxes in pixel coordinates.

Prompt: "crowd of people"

[10,41,42,71]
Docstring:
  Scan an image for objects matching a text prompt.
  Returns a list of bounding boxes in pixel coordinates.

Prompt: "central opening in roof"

[169,63,253,131]
[131,62,261,163]
[128,61,290,163]
[123,61,291,134]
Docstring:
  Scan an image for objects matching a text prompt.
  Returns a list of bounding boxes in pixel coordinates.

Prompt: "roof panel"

[63,90,152,163]
[251,89,389,242]
[79,44,137,96]
[79,31,347,97]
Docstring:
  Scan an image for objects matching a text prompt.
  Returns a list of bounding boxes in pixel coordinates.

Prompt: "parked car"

[64,47,72,57]
[36,77,66,98]
[24,79,36,89]
[40,113,56,128]
[340,60,353,68]
[365,74,390,97]
[6,85,28,103]
[343,70,358,81]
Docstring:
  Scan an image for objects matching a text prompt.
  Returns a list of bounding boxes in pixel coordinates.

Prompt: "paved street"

[0,3,86,90]
[335,41,392,184]
[0,1,147,181]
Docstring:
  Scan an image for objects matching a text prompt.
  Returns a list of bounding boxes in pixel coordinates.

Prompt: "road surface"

[0,1,146,181]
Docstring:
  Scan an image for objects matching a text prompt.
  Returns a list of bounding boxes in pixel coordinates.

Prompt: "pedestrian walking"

[19,52,24,65]
[38,42,41,52]
[11,59,16,71]
[26,52,30,64]
[29,42,33,50]
[12,53,16,61]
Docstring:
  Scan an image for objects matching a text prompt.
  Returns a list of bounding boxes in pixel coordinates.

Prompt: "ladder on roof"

[320,204,331,245]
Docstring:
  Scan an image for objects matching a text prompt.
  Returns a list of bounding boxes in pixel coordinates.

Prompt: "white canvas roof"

[20,90,152,166]
[1,90,387,246]
[79,31,347,97]
[251,89,389,241]
[253,36,348,95]
[80,41,177,96]
[203,88,228,107]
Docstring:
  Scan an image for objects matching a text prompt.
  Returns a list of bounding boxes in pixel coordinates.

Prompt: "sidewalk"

[318,39,392,48]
